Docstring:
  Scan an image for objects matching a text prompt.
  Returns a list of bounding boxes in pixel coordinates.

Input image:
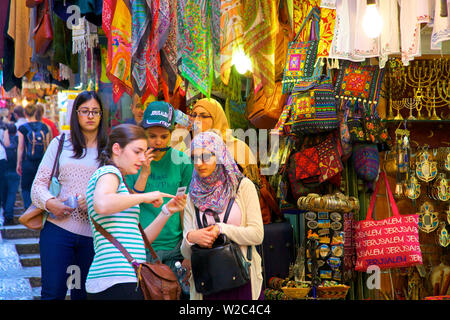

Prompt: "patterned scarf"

[189,132,244,215]
[103,0,133,103]
[179,0,220,97]
[220,0,244,86]
[241,0,277,95]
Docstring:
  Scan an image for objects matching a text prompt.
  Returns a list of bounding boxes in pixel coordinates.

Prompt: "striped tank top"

[85,165,146,293]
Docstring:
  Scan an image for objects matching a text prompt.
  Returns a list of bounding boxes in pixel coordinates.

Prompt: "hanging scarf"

[103,0,133,103]
[189,131,244,215]
[179,0,220,97]
[161,0,178,92]
[131,0,151,94]
[241,0,277,96]
[220,0,244,86]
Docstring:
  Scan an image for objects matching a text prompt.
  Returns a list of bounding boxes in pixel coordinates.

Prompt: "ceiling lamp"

[363,0,383,39]
[232,46,252,75]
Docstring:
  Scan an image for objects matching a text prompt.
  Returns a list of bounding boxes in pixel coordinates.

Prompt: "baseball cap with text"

[141,101,175,130]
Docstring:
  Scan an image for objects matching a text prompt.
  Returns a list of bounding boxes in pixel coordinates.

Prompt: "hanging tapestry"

[293,0,335,58]
[103,0,133,103]
[179,0,219,97]
[220,0,244,86]
[161,0,178,92]
[242,0,277,96]
[142,0,163,103]
[334,60,385,104]
[131,0,151,94]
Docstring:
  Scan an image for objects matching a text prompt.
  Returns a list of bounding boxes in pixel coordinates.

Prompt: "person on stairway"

[30,91,108,300]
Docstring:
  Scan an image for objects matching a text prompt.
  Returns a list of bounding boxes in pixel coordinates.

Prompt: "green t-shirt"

[125,148,194,251]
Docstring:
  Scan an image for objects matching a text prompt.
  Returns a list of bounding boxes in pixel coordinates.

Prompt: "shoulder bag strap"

[90,217,136,265]
[47,133,65,189]
[137,223,161,263]
[293,6,320,42]
[365,171,400,221]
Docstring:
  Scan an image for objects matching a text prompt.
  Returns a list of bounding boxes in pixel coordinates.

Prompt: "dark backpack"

[24,122,47,161]
[5,134,18,167]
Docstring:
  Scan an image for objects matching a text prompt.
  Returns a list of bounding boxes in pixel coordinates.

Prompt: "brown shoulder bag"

[33,0,53,55]
[19,134,66,230]
[90,218,181,300]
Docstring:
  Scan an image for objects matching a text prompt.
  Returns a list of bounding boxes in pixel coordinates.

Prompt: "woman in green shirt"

[125,101,194,297]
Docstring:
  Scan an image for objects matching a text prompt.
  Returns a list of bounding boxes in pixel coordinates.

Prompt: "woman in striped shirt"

[85,124,187,300]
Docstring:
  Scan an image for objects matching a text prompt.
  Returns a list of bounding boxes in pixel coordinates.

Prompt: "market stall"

[0,0,450,301]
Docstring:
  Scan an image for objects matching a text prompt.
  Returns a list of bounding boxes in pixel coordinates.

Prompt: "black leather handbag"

[191,179,252,296]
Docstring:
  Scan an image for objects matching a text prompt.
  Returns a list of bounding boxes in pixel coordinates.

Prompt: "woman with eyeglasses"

[180,131,264,300]
[190,98,260,187]
[30,91,108,300]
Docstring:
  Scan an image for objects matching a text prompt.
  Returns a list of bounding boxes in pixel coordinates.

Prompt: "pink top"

[199,201,242,228]
[31,134,99,237]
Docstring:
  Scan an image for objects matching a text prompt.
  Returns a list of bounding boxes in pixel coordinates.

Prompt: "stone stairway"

[0,196,42,300]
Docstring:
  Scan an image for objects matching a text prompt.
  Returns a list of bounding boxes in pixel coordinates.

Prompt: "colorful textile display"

[282,7,322,94]
[179,0,220,97]
[293,0,336,58]
[242,0,278,96]
[220,0,243,86]
[103,0,133,103]
[352,143,380,182]
[334,60,385,104]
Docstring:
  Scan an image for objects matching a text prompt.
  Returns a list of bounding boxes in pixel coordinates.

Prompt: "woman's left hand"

[77,194,87,212]
[165,194,187,214]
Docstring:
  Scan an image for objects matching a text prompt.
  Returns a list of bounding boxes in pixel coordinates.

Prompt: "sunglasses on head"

[190,152,215,163]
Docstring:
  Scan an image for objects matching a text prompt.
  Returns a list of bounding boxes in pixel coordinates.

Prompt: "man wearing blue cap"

[125,101,193,299]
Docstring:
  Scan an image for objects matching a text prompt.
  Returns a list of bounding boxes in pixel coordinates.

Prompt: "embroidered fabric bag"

[289,73,338,135]
[354,172,423,272]
[282,7,323,94]
[352,143,380,182]
[317,134,343,184]
[334,60,385,103]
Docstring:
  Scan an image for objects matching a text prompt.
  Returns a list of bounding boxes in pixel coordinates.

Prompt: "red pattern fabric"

[294,146,320,181]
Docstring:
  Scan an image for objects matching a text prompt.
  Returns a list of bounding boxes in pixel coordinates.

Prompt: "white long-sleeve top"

[31,134,100,237]
[181,177,264,300]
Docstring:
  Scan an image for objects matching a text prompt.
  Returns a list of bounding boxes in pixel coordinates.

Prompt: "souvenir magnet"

[319,244,330,258]
[333,270,342,281]
[305,211,317,221]
[320,270,332,279]
[327,257,341,269]
[307,220,318,229]
[319,236,331,244]
[330,212,342,222]
[332,245,344,257]
[318,219,331,229]
[318,212,329,219]
[331,221,343,231]
[331,231,345,245]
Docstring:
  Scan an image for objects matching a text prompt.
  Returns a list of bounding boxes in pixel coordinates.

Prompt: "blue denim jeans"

[2,170,20,220]
[39,221,94,300]
[21,159,40,209]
